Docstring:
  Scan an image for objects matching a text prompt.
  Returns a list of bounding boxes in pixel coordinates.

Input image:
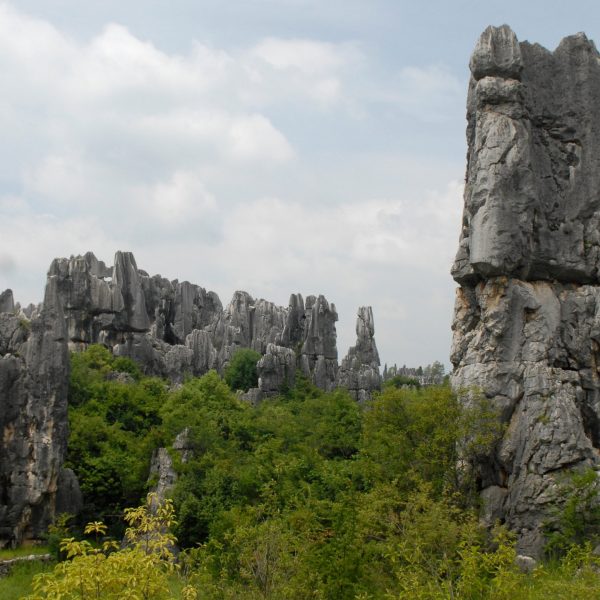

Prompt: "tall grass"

[0,560,54,600]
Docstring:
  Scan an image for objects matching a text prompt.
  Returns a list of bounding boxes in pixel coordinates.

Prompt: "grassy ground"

[0,546,50,560]
[0,560,54,600]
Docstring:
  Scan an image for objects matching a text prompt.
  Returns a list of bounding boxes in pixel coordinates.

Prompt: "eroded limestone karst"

[0,279,74,547]
[44,251,347,390]
[1,249,381,544]
[451,24,600,556]
[336,306,382,402]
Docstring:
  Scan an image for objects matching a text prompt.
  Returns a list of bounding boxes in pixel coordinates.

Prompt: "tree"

[224,348,261,392]
[28,494,197,600]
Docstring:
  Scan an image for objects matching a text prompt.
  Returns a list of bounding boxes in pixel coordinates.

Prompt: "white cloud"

[0,199,124,302]
[133,170,217,227]
[369,64,463,122]
[245,37,362,107]
[0,1,467,367]
[252,37,349,74]
[211,180,463,287]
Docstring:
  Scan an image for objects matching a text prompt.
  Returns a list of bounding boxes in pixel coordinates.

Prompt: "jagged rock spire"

[336,306,381,402]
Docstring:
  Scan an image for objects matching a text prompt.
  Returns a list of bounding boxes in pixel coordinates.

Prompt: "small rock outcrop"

[55,468,83,517]
[148,429,192,504]
[451,25,600,556]
[337,306,382,401]
[257,344,297,396]
[0,277,70,547]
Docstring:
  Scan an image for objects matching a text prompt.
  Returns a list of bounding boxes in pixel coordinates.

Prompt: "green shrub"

[545,468,600,557]
[224,348,261,391]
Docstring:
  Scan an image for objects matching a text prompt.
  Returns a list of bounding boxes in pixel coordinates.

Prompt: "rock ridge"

[38,250,381,400]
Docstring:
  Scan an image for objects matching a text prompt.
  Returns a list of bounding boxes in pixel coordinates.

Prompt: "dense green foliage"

[544,468,600,557]
[223,348,261,391]
[383,373,421,388]
[53,345,600,599]
[67,346,167,525]
[27,495,197,600]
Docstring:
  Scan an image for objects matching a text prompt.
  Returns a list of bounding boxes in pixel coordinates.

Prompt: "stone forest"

[3,24,600,599]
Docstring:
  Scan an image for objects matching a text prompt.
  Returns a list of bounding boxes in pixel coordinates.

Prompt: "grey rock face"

[147,448,178,506]
[453,26,600,285]
[170,281,222,345]
[42,252,347,393]
[0,274,70,547]
[55,468,83,517]
[257,344,296,396]
[0,290,14,314]
[299,295,339,390]
[452,25,600,557]
[337,307,382,401]
[206,291,287,372]
[515,555,537,574]
[148,429,192,503]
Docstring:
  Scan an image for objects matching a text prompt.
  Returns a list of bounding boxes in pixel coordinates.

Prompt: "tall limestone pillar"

[451,25,600,556]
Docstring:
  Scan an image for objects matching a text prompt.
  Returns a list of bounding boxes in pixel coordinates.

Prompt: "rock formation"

[337,306,382,401]
[31,251,350,394]
[451,25,600,556]
[257,344,297,397]
[147,429,193,505]
[0,276,72,547]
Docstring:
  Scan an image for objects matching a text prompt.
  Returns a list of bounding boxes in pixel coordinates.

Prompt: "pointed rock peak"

[113,250,139,273]
[227,290,255,312]
[556,31,600,57]
[84,251,111,278]
[356,306,375,338]
[0,289,14,313]
[470,24,522,81]
[288,293,304,311]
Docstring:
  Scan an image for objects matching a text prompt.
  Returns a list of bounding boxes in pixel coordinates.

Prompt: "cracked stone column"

[451,25,600,557]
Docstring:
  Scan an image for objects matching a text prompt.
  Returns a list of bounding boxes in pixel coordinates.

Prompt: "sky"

[1,1,599,370]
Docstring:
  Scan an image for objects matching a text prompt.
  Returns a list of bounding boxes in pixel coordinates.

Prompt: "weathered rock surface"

[148,429,192,503]
[55,467,83,517]
[337,306,382,401]
[1,250,376,543]
[258,344,296,396]
[0,290,14,314]
[147,448,178,505]
[41,253,349,392]
[298,295,339,391]
[451,25,600,557]
[453,25,600,286]
[0,277,70,547]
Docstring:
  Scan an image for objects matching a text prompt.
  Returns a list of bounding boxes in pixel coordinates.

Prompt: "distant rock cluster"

[0,251,381,546]
[42,250,380,399]
[451,25,600,557]
[382,361,446,386]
